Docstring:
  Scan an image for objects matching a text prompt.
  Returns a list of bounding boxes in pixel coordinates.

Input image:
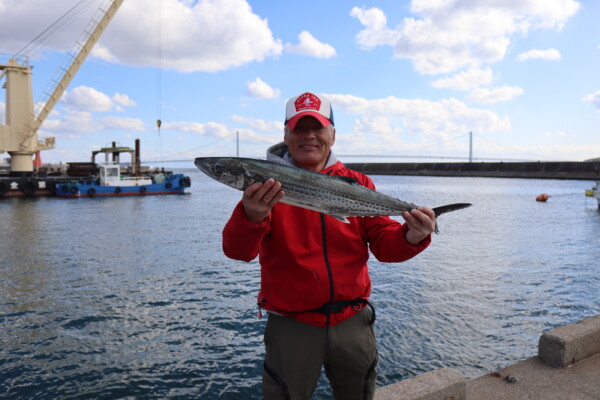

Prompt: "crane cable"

[155,0,164,169]
[14,0,97,58]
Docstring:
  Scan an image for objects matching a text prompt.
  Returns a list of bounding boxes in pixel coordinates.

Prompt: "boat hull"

[55,174,191,198]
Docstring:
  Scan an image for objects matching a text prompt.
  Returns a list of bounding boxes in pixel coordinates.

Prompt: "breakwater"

[376,314,600,400]
[346,161,600,180]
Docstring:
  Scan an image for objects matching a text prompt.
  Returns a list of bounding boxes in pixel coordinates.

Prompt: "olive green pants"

[262,307,377,400]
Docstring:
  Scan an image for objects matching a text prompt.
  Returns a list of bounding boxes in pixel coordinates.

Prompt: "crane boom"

[31,0,124,135]
[0,0,124,173]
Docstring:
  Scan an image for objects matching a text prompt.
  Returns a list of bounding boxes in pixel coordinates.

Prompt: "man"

[222,92,436,400]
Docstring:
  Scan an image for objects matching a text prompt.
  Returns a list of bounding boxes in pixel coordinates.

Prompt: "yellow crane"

[0,0,124,174]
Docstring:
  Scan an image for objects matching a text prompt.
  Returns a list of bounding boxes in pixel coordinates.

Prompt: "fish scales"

[275,171,411,217]
[194,157,471,225]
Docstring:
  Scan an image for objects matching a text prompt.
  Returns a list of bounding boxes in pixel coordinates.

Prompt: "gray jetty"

[376,314,600,400]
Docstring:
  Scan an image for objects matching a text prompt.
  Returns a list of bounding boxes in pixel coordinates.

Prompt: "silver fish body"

[194,157,471,224]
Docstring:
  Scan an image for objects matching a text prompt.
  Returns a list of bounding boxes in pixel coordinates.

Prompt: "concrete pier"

[376,314,600,400]
[346,161,600,180]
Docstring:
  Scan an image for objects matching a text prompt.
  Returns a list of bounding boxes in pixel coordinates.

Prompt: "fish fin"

[330,214,351,223]
[432,203,471,217]
[431,203,471,233]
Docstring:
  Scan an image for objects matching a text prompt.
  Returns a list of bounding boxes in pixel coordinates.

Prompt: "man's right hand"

[242,179,285,223]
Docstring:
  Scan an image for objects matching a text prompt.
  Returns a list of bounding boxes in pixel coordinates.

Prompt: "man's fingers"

[402,210,414,224]
[417,206,436,220]
[244,179,283,204]
[243,182,264,199]
[410,209,431,226]
[269,190,286,206]
[260,180,282,203]
[403,208,435,230]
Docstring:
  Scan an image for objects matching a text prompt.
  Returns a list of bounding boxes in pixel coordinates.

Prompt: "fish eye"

[213,163,223,174]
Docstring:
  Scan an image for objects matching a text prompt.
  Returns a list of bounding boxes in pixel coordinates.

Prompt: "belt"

[305,298,376,325]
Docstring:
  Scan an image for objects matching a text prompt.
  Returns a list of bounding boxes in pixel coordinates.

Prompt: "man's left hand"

[402,207,436,245]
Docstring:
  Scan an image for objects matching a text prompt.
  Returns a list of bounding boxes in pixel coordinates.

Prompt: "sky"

[1,0,600,166]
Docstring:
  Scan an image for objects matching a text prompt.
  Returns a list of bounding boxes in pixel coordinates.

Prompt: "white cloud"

[353,116,402,134]
[583,90,600,113]
[516,48,561,61]
[235,128,280,144]
[41,110,100,134]
[33,85,142,138]
[431,67,495,91]
[0,0,283,73]
[112,93,137,107]
[246,78,281,99]
[231,115,283,131]
[350,7,397,48]
[61,86,137,114]
[284,31,337,59]
[351,1,579,75]
[159,120,277,145]
[467,86,524,104]
[162,121,231,137]
[40,110,144,135]
[109,0,283,72]
[62,86,114,112]
[540,131,567,137]
[327,93,511,139]
[99,116,145,131]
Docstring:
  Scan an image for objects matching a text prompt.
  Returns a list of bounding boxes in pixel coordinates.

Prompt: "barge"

[0,140,191,198]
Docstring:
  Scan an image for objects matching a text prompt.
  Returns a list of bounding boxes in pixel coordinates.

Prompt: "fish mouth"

[194,157,216,176]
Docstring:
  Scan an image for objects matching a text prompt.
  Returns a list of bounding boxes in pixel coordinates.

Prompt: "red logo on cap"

[295,93,321,112]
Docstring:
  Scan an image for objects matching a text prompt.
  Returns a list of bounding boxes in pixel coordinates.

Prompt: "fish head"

[194,157,247,190]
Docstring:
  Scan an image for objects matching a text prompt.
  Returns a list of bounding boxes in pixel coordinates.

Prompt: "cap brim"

[286,111,331,131]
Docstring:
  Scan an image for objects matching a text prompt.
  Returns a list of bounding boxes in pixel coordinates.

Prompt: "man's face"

[284,116,335,172]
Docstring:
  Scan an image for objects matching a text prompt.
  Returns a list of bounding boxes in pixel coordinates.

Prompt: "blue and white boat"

[56,163,191,198]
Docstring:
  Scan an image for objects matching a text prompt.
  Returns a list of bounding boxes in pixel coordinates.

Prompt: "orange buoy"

[536,193,549,202]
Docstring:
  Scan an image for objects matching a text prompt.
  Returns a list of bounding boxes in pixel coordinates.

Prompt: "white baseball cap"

[284,92,334,131]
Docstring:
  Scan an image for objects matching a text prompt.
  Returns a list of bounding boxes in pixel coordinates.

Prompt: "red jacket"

[222,161,431,327]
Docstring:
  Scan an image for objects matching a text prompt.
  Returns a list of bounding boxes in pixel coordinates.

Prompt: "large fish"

[195,157,470,228]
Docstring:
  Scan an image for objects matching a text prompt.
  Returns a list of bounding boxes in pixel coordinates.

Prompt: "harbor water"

[1,169,600,399]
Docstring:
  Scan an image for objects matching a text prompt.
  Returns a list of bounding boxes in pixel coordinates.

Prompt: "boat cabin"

[98,163,152,187]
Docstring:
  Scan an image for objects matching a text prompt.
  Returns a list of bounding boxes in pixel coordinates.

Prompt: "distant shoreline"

[345,161,600,181]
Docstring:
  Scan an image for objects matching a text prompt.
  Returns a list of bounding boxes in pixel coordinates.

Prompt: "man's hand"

[242,179,285,223]
[402,207,436,245]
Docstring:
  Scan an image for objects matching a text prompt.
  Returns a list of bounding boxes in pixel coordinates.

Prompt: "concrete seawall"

[375,314,600,400]
[345,161,600,180]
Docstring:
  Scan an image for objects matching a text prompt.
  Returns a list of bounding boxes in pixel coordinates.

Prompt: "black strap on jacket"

[305,298,376,325]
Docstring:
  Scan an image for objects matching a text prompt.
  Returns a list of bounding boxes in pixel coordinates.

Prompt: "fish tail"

[431,203,471,234]
[432,203,471,217]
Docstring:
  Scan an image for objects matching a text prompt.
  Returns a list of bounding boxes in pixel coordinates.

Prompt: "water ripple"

[1,173,599,398]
